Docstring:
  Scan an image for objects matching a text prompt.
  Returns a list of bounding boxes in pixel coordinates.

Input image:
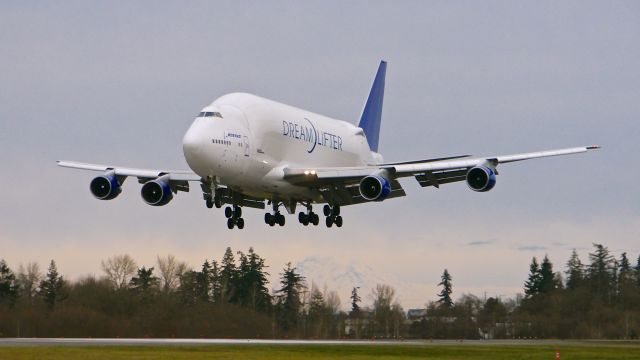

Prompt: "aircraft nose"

[183,126,203,155]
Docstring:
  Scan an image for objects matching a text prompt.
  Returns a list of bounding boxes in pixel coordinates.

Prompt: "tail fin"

[358,60,387,152]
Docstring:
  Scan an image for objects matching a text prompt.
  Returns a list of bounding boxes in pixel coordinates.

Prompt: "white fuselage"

[182,93,380,201]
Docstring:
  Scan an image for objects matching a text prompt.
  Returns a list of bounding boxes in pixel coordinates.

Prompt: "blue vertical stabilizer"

[358,60,386,152]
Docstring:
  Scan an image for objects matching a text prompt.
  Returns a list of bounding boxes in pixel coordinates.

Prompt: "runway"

[0,338,622,347]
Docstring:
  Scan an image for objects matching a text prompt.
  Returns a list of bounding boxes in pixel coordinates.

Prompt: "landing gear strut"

[298,204,319,226]
[323,204,342,228]
[225,205,244,230]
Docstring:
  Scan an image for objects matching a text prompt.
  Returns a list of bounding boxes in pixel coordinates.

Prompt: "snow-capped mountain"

[294,256,431,310]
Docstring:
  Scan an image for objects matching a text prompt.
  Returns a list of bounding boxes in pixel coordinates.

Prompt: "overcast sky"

[1,1,638,308]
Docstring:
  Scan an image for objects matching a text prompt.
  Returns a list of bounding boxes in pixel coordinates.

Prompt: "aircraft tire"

[225,207,233,218]
[277,214,285,226]
[332,205,340,216]
[312,213,319,225]
[326,216,333,228]
[237,218,245,229]
[323,205,331,217]
[265,213,272,224]
[227,218,235,229]
[214,196,222,208]
[234,206,242,218]
[206,199,213,208]
[298,212,306,223]
[335,216,343,227]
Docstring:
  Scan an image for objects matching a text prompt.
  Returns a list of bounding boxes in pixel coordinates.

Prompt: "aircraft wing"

[57,160,201,192]
[283,145,599,205]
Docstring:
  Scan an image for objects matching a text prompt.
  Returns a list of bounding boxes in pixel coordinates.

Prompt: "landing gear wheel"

[323,205,331,217]
[335,215,343,227]
[237,218,245,229]
[332,205,340,216]
[214,196,222,208]
[298,212,306,223]
[206,198,213,209]
[225,207,233,218]
[265,213,272,224]
[269,217,276,226]
[227,218,235,229]
[326,216,333,228]
[311,212,319,226]
[277,213,285,226]
[233,206,242,218]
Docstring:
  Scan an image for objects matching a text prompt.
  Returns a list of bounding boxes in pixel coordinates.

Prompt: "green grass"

[1,343,640,360]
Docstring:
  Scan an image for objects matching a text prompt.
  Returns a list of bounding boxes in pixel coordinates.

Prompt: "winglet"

[358,60,387,152]
[586,145,601,150]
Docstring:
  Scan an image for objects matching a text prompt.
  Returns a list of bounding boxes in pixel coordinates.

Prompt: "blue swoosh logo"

[305,118,317,153]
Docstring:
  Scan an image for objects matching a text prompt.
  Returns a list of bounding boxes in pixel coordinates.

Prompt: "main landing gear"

[225,205,244,230]
[298,205,319,226]
[323,204,343,228]
[205,194,222,209]
[264,212,285,227]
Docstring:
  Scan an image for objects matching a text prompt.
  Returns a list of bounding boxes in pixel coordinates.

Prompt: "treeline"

[1,243,639,339]
[409,243,640,339]
[0,247,402,339]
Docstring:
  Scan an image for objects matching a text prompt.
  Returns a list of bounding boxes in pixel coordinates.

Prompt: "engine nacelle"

[359,174,392,201]
[89,173,121,200]
[141,177,173,206]
[466,166,497,192]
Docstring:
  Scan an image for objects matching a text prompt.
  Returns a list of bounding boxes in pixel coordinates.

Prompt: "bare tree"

[101,254,137,289]
[17,262,41,302]
[371,284,396,337]
[156,254,188,292]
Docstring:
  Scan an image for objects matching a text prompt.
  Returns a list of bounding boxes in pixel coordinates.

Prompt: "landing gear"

[225,205,244,230]
[298,204,319,226]
[324,204,342,228]
[264,212,285,227]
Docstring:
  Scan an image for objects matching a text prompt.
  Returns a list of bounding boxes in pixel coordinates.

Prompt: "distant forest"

[1,243,639,339]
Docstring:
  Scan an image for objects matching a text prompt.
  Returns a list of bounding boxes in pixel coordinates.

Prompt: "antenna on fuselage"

[358,60,387,153]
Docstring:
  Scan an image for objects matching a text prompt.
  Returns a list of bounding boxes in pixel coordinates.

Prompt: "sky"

[1,1,639,308]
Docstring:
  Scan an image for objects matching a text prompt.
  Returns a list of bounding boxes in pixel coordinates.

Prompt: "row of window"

[212,139,231,146]
[199,111,223,118]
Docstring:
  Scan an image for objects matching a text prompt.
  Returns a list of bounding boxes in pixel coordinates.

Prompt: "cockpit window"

[198,111,223,118]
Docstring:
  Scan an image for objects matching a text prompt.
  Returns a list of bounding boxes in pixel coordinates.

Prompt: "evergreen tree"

[243,248,271,311]
[350,286,361,316]
[219,247,237,303]
[565,249,584,290]
[538,255,556,294]
[588,243,615,303]
[39,260,64,309]
[178,270,198,305]
[276,262,305,333]
[129,266,159,303]
[210,260,221,302]
[617,253,633,308]
[635,255,640,287]
[195,260,212,302]
[523,257,541,298]
[0,259,19,306]
[437,269,454,309]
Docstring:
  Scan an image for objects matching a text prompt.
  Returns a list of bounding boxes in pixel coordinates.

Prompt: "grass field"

[2,342,640,360]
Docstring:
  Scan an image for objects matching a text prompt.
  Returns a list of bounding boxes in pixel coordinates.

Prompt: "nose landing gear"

[323,204,343,228]
[225,205,244,229]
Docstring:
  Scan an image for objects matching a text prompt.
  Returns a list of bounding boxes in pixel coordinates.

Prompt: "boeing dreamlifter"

[58,61,599,229]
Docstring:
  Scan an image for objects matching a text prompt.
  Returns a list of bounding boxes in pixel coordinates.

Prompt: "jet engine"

[466,165,497,192]
[359,174,391,201]
[89,173,122,200]
[141,177,173,206]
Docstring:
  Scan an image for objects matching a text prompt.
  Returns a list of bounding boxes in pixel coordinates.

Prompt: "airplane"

[58,61,599,230]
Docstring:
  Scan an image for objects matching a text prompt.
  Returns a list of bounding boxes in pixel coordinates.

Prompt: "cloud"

[517,245,547,252]
[468,239,495,246]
